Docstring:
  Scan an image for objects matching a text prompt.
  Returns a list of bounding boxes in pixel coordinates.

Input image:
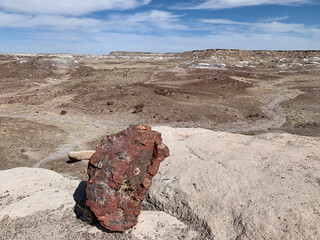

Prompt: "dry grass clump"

[75,203,98,224]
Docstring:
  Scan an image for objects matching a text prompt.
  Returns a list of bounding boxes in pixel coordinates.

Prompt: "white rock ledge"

[148,126,320,240]
[0,126,319,240]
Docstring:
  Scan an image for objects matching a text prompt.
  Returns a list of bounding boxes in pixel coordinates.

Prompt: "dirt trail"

[258,78,302,128]
[217,76,304,133]
[0,79,63,99]
[0,111,124,167]
[33,135,78,167]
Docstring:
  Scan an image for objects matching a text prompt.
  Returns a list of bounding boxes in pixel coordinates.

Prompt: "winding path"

[217,75,305,133]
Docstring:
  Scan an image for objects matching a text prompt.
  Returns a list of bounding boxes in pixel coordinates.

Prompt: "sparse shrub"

[132,103,144,114]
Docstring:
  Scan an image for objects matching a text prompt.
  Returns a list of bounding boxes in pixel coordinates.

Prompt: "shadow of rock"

[72,181,124,234]
[73,181,97,223]
[66,159,81,164]
[73,181,87,207]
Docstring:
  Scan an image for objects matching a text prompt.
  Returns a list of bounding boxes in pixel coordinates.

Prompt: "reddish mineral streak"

[86,124,169,232]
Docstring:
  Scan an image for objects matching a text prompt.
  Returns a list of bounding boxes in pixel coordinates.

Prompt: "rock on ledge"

[147,126,320,239]
[86,125,169,232]
[0,167,198,240]
[68,150,95,161]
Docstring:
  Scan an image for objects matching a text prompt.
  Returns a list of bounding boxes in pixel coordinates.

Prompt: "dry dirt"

[0,50,319,178]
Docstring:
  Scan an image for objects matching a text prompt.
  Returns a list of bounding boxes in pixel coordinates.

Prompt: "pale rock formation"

[132,211,199,240]
[0,167,79,218]
[147,126,320,240]
[1,126,320,240]
[0,167,197,240]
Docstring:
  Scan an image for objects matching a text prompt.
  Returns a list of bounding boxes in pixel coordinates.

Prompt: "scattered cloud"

[0,0,151,16]
[174,0,313,10]
[263,16,289,22]
[107,10,187,31]
[0,12,101,29]
[253,22,307,33]
[202,17,320,34]
[0,10,185,32]
[203,19,248,25]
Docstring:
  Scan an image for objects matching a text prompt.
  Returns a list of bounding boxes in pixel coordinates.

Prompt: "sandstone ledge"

[1,126,320,239]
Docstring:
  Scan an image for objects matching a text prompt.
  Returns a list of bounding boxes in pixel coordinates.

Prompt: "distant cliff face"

[108,49,320,61]
[107,51,181,60]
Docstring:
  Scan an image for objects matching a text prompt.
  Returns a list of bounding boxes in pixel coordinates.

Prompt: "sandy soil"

[0,50,319,176]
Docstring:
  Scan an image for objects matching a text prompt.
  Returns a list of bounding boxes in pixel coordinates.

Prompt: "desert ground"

[0,50,319,174]
[0,49,319,239]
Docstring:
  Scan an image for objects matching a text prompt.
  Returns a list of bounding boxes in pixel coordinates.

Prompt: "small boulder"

[67,151,95,161]
[86,125,169,232]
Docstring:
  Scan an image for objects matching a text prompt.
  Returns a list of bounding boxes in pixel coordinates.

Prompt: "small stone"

[132,104,144,114]
[86,125,169,232]
[68,151,95,161]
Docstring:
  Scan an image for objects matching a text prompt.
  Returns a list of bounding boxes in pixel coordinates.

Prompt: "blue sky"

[0,0,319,54]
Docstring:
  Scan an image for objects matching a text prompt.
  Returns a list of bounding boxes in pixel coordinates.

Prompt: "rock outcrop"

[0,167,79,218]
[86,125,169,232]
[1,126,319,239]
[132,211,199,240]
[146,127,320,239]
[0,167,198,240]
[107,49,320,62]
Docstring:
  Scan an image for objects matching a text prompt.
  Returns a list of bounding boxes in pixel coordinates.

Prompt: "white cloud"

[253,22,306,33]
[175,0,313,10]
[108,10,186,31]
[0,0,151,16]
[0,10,185,31]
[263,16,289,22]
[203,18,319,34]
[203,19,249,25]
[0,12,101,29]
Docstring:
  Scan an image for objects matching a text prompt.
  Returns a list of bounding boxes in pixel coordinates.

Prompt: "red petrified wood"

[86,124,169,232]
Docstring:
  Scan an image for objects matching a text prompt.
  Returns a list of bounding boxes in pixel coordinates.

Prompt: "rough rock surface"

[132,211,199,240]
[0,167,79,218]
[146,126,320,240]
[0,167,198,240]
[86,125,169,232]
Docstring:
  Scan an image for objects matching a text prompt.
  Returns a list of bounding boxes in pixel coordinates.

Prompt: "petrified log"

[86,124,169,232]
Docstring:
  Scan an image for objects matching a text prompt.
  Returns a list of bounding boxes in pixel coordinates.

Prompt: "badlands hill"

[108,49,320,61]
